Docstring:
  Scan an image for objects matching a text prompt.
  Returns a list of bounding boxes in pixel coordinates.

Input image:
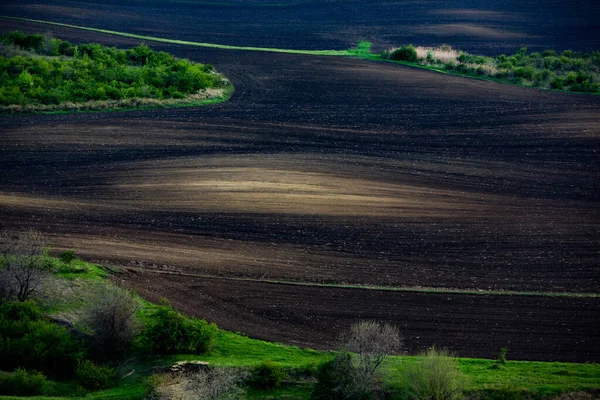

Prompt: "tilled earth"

[0,7,599,361]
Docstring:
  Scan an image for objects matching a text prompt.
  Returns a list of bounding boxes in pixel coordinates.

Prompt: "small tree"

[312,321,402,399]
[85,284,139,360]
[0,230,53,302]
[340,320,403,381]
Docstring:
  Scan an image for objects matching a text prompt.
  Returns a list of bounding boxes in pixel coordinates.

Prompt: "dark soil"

[1,0,600,54]
[120,268,600,362]
[0,11,599,361]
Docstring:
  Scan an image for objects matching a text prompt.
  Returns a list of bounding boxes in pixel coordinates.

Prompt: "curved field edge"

[124,267,600,299]
[0,30,234,114]
[3,256,596,400]
[0,86,233,115]
[1,16,598,96]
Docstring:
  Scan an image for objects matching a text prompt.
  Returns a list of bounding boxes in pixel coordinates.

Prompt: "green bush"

[312,354,375,400]
[75,360,116,390]
[250,361,286,390]
[0,302,86,379]
[402,347,466,400]
[59,250,77,264]
[0,31,229,111]
[141,302,217,355]
[11,320,86,379]
[0,368,51,396]
[0,300,42,322]
[390,45,418,62]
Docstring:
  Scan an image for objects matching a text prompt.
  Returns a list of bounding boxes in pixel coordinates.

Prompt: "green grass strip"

[3,16,597,96]
[127,267,600,299]
[0,16,352,56]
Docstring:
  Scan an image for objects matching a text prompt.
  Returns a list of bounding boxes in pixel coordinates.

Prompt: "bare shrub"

[0,230,53,301]
[312,321,402,399]
[160,367,246,400]
[341,320,403,380]
[85,284,139,360]
[415,46,460,64]
[403,346,466,400]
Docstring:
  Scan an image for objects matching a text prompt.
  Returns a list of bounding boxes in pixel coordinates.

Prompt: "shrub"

[497,347,508,364]
[143,374,165,399]
[0,300,42,322]
[141,302,217,355]
[403,346,466,400]
[250,361,286,390]
[0,315,86,379]
[0,368,51,396]
[85,284,139,360]
[312,354,375,400]
[0,229,54,301]
[0,31,229,113]
[59,250,77,264]
[75,360,116,390]
[390,45,418,62]
[180,367,246,400]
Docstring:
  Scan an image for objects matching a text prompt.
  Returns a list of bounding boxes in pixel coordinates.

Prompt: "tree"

[85,284,139,360]
[312,321,403,399]
[340,320,403,382]
[0,230,53,301]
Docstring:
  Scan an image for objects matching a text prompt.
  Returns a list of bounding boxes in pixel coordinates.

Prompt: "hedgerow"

[382,45,600,93]
[0,31,230,111]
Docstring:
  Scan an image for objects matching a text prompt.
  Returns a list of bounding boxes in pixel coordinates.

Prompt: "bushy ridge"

[382,45,600,93]
[140,300,218,355]
[0,31,230,113]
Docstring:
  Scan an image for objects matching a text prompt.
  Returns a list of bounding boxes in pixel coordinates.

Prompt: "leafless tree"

[0,229,52,301]
[183,367,246,400]
[85,284,139,360]
[158,367,246,400]
[341,320,403,380]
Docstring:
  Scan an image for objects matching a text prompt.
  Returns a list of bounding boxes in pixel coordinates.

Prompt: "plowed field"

[0,2,599,361]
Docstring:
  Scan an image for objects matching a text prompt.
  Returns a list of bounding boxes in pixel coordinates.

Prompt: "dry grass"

[0,87,227,114]
[415,45,460,64]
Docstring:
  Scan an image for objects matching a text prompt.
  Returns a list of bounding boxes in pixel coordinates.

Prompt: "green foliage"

[383,41,599,93]
[250,361,286,390]
[59,250,77,264]
[0,31,228,111]
[0,299,42,322]
[140,301,217,355]
[0,368,51,396]
[75,360,116,390]
[390,45,418,62]
[143,374,165,399]
[0,301,86,379]
[497,348,508,364]
[402,347,466,400]
[312,354,375,400]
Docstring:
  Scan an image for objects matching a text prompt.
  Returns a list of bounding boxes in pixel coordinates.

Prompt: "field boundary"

[120,266,600,299]
[0,16,351,55]
[3,16,598,97]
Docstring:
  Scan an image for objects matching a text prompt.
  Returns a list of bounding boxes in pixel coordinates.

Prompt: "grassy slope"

[2,257,596,400]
